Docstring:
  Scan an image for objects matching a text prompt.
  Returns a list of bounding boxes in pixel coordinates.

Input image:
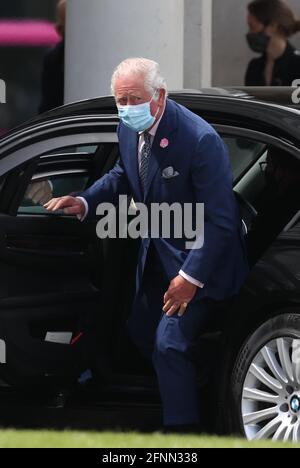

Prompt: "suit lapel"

[144,100,178,201]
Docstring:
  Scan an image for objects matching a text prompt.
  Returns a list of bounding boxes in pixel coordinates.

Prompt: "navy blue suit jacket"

[81,99,249,300]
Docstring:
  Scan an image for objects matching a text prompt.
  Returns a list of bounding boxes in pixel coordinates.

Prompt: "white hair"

[111,58,168,98]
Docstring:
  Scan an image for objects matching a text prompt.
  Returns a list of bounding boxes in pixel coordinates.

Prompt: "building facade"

[1,0,300,129]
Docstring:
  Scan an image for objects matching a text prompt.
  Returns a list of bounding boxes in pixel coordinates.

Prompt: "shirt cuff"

[76,197,89,221]
[179,270,204,289]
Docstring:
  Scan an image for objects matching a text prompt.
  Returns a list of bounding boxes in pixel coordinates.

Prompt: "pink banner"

[0,20,60,47]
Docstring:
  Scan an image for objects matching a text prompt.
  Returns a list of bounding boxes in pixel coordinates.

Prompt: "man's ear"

[158,89,166,106]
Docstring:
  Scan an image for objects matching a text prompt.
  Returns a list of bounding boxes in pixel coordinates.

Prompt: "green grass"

[0,431,298,448]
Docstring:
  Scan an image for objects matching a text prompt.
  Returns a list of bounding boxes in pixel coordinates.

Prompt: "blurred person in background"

[245,0,300,85]
[39,0,65,113]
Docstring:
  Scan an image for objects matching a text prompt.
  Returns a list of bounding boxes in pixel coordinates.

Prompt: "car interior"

[0,132,299,402]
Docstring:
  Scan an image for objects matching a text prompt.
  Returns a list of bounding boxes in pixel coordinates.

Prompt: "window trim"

[31,169,89,181]
[0,132,118,178]
[39,151,95,160]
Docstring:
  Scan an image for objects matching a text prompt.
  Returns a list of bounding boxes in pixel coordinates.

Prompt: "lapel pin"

[160,138,169,149]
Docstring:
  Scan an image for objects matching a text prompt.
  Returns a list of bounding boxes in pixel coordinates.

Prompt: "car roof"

[1,87,300,151]
[27,86,300,121]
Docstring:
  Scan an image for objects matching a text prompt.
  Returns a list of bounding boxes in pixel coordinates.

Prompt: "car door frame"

[0,118,122,384]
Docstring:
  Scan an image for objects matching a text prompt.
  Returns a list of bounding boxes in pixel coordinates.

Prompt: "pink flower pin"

[160,138,169,149]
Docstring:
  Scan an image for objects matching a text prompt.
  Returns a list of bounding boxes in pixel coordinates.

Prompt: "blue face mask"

[118,93,159,132]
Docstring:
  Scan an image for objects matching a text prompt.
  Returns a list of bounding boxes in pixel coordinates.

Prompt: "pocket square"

[162,167,180,179]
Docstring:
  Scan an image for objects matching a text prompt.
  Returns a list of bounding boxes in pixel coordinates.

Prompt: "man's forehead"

[115,74,147,93]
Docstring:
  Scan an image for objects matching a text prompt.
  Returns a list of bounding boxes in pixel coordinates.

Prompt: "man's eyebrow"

[118,93,142,99]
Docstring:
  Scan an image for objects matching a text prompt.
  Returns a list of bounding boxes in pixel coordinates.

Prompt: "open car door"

[0,120,120,387]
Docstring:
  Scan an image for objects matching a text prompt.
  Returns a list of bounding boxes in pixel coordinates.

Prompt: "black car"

[0,87,299,441]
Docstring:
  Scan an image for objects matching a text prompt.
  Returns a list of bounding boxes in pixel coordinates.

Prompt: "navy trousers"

[127,245,217,426]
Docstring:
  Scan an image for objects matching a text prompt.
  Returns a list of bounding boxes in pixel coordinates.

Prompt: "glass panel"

[223,136,266,182]
[18,175,89,215]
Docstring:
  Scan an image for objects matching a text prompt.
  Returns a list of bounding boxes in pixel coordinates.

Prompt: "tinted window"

[18,144,98,215]
[19,175,89,215]
[222,136,266,182]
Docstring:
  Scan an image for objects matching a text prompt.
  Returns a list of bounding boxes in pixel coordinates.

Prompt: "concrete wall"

[184,0,212,88]
[65,0,300,101]
[65,0,184,103]
[212,0,300,86]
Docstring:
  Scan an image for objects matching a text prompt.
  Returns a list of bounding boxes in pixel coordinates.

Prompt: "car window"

[18,144,98,216]
[222,136,266,182]
[220,135,269,237]
[19,175,89,215]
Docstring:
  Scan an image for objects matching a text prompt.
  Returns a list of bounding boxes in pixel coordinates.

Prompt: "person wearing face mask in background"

[245,0,300,86]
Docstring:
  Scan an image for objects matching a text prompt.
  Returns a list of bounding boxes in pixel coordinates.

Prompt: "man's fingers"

[44,198,60,210]
[44,198,59,210]
[163,293,189,317]
[164,291,171,304]
[165,303,180,317]
[163,299,173,313]
[178,303,188,317]
[45,197,73,212]
[163,298,180,316]
[40,195,51,206]
[46,200,64,211]
[44,197,84,217]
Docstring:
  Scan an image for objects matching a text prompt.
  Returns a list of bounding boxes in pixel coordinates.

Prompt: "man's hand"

[25,180,53,206]
[163,275,197,317]
[44,196,86,217]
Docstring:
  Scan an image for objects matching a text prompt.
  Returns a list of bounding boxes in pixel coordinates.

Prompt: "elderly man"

[45,58,248,431]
